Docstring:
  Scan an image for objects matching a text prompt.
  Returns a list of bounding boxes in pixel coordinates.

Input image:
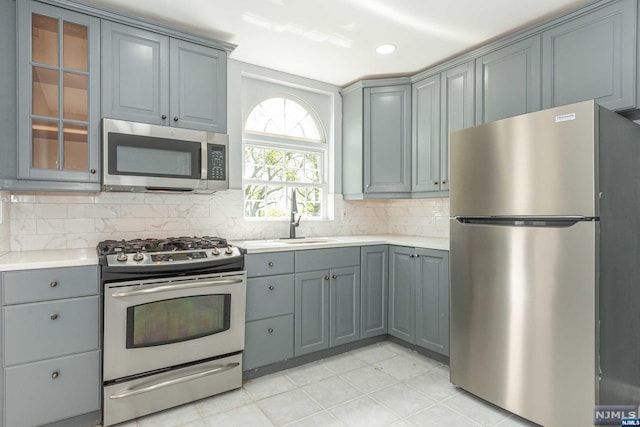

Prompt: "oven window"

[126,294,231,348]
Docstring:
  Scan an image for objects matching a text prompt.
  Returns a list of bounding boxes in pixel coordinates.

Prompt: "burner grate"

[97,236,229,255]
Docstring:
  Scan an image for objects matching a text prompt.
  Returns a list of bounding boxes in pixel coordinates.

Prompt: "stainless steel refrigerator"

[449,100,640,427]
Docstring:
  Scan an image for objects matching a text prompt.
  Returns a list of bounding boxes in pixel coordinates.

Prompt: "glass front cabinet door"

[17,1,100,183]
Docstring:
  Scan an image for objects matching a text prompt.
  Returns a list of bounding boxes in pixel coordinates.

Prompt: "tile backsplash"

[6,190,449,252]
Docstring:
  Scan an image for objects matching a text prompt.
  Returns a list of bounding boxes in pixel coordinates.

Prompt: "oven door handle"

[109,362,240,400]
[111,278,244,298]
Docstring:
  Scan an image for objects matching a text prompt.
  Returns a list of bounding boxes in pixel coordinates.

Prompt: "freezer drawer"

[449,218,597,427]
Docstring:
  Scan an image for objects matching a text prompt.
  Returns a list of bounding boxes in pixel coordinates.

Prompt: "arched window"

[243,97,327,218]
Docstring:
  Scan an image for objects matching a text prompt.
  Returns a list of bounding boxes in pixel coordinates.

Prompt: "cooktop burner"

[97,236,230,256]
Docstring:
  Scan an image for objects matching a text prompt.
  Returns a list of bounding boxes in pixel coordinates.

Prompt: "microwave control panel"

[207,144,226,181]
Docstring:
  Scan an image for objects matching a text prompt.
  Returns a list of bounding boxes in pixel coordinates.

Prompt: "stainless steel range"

[97,236,246,427]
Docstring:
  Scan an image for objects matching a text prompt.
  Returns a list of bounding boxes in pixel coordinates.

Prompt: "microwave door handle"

[109,362,240,399]
[201,142,208,180]
[111,278,244,298]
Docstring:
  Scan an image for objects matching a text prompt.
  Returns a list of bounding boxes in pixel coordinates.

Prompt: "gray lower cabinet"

[294,248,361,356]
[476,35,542,124]
[1,266,101,427]
[389,246,449,356]
[542,0,637,111]
[102,21,227,133]
[244,252,295,370]
[360,245,388,338]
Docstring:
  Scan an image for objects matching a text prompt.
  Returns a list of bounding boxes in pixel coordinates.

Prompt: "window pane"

[33,67,59,118]
[244,184,287,217]
[63,123,87,171]
[245,97,323,141]
[285,152,304,182]
[245,146,265,180]
[32,14,58,66]
[32,119,59,170]
[63,21,88,71]
[63,72,88,121]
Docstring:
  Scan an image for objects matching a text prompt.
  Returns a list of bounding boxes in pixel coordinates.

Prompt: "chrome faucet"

[289,189,301,239]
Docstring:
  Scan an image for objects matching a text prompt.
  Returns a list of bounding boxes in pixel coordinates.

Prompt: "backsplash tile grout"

[5,190,449,251]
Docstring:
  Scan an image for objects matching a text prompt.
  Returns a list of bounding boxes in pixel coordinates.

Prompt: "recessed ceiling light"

[376,43,396,55]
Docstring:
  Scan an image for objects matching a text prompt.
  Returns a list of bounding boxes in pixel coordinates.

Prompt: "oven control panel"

[151,251,208,262]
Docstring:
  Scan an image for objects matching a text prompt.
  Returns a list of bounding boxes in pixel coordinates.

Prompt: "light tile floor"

[113,341,539,427]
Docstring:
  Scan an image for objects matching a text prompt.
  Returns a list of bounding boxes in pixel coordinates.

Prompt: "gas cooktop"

[97,236,243,268]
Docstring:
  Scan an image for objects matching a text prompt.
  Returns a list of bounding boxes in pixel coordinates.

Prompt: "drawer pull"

[268,285,275,291]
[50,313,58,320]
[268,261,274,267]
[50,281,58,288]
[267,328,274,334]
[51,371,59,379]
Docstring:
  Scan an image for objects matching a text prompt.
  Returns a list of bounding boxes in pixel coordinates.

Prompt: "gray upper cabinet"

[542,0,637,111]
[102,22,227,133]
[341,79,411,199]
[16,1,101,185]
[101,21,169,126]
[412,75,441,193]
[476,36,542,124]
[440,61,474,192]
[364,85,411,194]
[169,39,227,132]
[360,245,388,339]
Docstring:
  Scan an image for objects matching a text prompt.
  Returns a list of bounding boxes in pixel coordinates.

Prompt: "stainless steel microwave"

[102,118,228,193]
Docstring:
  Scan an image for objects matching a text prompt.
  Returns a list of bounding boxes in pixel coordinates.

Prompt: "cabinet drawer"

[246,275,294,321]
[2,266,99,304]
[5,350,101,427]
[245,252,294,277]
[3,296,100,366]
[244,314,293,370]
[295,247,360,272]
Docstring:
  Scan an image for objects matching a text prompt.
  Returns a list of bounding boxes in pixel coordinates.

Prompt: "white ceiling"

[77,0,595,87]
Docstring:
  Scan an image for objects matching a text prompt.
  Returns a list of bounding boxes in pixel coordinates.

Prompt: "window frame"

[242,95,329,221]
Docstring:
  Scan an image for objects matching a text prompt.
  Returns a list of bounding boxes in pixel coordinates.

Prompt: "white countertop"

[232,234,449,254]
[0,235,448,271]
[0,248,99,272]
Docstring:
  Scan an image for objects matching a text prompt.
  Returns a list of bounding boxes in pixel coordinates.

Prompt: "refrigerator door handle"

[454,216,596,227]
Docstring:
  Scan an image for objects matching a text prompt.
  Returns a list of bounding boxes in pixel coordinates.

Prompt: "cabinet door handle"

[409,254,414,258]
[441,181,447,185]
[50,281,58,288]
[90,169,96,174]
[267,328,274,334]
[433,181,439,185]
[268,285,275,291]
[173,116,179,122]
[161,114,167,120]
[332,274,337,279]
[324,276,330,280]
[268,261,274,267]
[51,371,59,379]
[50,313,58,320]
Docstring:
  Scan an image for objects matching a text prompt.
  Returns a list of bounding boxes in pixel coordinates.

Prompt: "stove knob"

[211,247,220,256]
[116,253,128,262]
[224,246,233,255]
[133,252,145,262]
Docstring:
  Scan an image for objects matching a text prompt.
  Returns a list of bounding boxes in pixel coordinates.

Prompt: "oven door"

[103,271,246,382]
